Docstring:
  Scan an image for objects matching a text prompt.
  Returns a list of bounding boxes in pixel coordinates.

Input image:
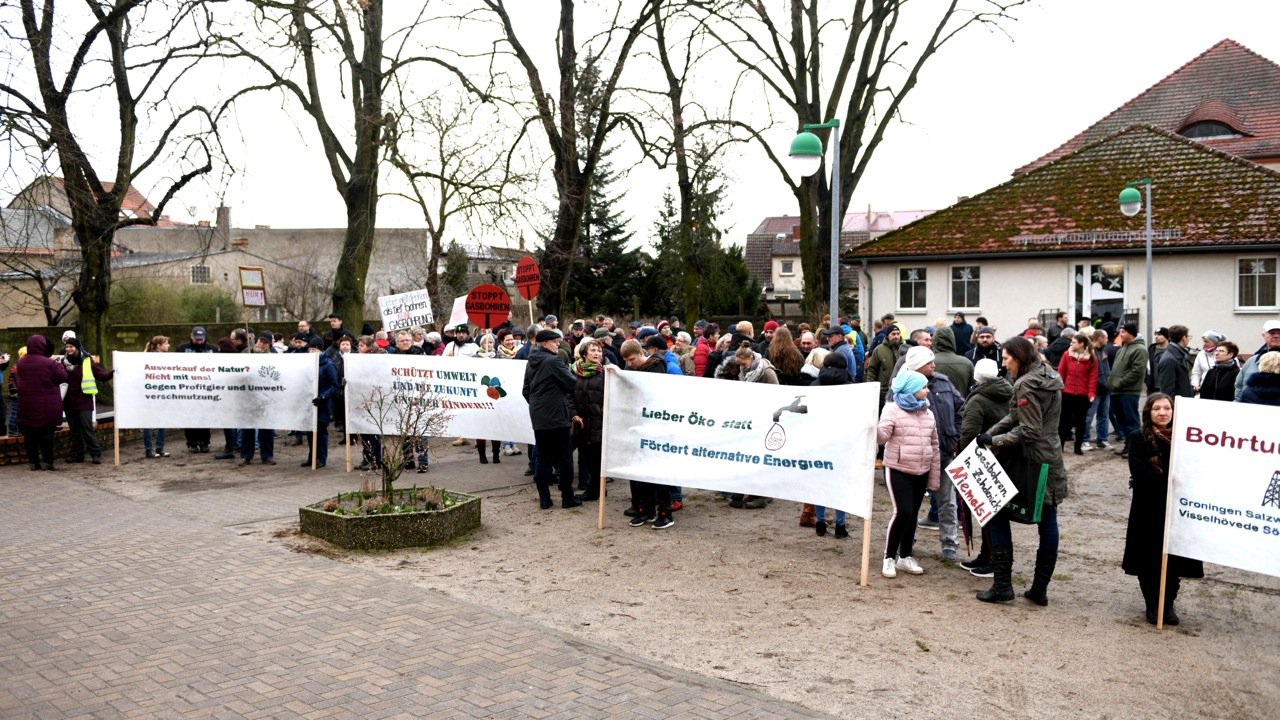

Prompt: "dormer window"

[1179,120,1241,140]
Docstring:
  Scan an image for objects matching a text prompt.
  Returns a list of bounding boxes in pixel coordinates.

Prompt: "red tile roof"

[1018,39,1280,173]
[850,125,1280,261]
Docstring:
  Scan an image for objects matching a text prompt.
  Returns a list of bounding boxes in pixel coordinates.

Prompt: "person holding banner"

[60,338,112,465]
[1124,393,1202,625]
[571,339,609,502]
[305,338,340,468]
[976,336,1067,605]
[142,336,172,459]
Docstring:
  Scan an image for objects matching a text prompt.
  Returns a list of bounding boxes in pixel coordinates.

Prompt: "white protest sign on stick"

[378,288,434,332]
[1166,397,1280,579]
[945,440,1019,527]
[344,353,535,444]
[112,352,318,431]
[445,295,469,329]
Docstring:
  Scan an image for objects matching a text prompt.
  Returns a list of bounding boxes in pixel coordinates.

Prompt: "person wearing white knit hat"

[973,358,999,384]
[903,344,935,372]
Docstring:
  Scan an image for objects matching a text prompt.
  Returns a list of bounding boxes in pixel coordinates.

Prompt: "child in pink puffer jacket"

[876,368,940,578]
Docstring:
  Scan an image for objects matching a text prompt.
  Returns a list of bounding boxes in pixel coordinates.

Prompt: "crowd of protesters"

[5,308,1278,625]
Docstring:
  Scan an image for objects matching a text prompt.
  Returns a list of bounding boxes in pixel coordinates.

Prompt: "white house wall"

[861,253,1278,347]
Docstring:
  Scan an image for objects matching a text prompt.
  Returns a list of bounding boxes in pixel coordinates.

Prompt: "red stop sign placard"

[465,283,511,329]
[515,255,540,301]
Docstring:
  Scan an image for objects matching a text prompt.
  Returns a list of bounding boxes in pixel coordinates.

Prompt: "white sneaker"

[896,556,925,575]
[882,557,898,578]
[1080,442,1094,452]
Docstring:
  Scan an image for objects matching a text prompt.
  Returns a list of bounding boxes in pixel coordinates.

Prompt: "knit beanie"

[974,358,999,383]
[891,369,928,396]
[903,345,935,371]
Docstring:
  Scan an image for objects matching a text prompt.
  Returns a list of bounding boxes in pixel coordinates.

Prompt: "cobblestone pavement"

[0,467,825,719]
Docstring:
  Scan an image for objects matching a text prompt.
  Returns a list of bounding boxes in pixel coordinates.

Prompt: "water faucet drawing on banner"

[766,396,808,451]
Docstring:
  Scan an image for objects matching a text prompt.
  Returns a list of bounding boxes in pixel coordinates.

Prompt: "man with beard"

[442,324,479,358]
[965,326,1003,375]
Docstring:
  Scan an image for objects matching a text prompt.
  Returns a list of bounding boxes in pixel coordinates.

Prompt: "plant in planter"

[299,383,482,550]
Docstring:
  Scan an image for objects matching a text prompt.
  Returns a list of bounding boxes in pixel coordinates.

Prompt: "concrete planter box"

[299,490,481,551]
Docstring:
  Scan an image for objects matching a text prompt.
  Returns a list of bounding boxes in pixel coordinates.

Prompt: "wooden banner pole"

[597,367,615,530]
[1156,553,1169,630]
[113,423,120,466]
[860,514,872,586]
[343,386,352,473]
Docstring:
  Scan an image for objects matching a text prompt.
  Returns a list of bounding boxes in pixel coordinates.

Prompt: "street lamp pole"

[1119,179,1154,343]
[788,118,841,325]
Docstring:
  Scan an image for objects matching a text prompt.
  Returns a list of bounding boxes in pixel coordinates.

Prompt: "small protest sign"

[465,283,511,329]
[945,440,1018,526]
[515,256,540,300]
[378,288,434,332]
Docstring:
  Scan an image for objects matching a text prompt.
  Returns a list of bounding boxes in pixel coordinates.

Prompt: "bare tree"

[385,94,535,323]
[0,0,222,351]
[218,0,488,328]
[0,206,78,324]
[477,0,659,318]
[689,0,1028,316]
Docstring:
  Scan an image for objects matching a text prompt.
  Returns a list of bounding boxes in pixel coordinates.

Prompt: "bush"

[109,280,241,326]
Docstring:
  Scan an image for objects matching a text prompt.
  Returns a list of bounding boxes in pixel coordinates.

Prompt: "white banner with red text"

[342,353,535,444]
[1167,397,1280,578]
[602,367,879,519]
[112,351,318,431]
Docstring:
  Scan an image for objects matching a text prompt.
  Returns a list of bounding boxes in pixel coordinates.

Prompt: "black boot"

[1023,547,1057,606]
[1163,576,1181,626]
[1138,575,1158,625]
[536,479,553,509]
[492,444,501,464]
[815,520,827,537]
[976,545,1015,603]
[477,445,488,464]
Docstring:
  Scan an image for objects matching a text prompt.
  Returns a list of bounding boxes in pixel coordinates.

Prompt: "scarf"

[573,359,600,378]
[497,344,518,359]
[739,356,773,383]
[893,392,929,412]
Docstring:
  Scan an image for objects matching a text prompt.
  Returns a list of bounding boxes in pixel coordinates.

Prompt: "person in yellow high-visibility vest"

[60,338,113,464]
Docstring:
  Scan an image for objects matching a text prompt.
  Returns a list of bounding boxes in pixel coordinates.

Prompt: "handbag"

[997,445,1047,524]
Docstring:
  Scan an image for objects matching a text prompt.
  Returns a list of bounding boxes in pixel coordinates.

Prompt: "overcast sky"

[19,1,1280,253]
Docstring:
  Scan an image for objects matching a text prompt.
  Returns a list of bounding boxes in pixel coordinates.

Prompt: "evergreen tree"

[440,241,470,302]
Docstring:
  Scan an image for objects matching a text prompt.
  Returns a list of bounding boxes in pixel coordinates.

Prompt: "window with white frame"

[190,265,212,284]
[950,265,980,310]
[898,266,927,310]
[1237,257,1277,309]
[780,260,794,276]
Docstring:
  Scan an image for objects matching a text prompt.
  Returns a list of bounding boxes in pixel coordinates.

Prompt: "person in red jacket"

[1056,333,1098,455]
[16,335,69,470]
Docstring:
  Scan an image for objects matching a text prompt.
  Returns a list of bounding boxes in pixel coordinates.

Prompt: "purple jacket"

[16,335,69,427]
[61,342,112,413]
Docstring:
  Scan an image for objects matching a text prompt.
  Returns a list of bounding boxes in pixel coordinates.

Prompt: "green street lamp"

[1118,179,1153,344]
[788,118,841,326]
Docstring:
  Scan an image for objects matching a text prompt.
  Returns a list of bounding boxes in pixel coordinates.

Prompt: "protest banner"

[1166,397,1280,579]
[378,288,434,331]
[112,352,318,433]
[945,440,1018,527]
[343,353,535,444]
[602,368,880,582]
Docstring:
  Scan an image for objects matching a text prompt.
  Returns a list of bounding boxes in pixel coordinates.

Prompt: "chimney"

[792,225,800,240]
[215,205,231,248]
[230,237,249,250]
[197,220,210,228]
[518,232,525,251]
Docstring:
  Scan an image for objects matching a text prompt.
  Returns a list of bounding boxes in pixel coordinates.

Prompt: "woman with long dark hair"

[1123,393,1202,624]
[767,327,807,386]
[976,335,1067,605]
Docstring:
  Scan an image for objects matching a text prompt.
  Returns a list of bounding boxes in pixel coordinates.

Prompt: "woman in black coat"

[1198,341,1240,401]
[1124,393,1203,625]
[570,339,608,501]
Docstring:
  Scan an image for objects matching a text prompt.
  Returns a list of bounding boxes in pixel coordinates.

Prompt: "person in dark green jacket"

[958,358,1014,578]
[1106,323,1148,458]
[932,327,974,400]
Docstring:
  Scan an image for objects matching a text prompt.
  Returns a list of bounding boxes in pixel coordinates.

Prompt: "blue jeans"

[1086,393,1110,444]
[1111,394,1140,448]
[143,428,166,453]
[240,428,274,461]
[814,506,846,525]
[986,504,1059,557]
